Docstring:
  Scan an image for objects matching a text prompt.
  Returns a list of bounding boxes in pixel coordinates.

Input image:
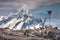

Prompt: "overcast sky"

[0,0,60,28]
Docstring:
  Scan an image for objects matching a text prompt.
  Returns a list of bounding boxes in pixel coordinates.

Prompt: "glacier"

[0,9,42,30]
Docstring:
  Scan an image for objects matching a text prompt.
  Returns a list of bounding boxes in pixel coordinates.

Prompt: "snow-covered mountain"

[0,16,6,21]
[0,9,42,30]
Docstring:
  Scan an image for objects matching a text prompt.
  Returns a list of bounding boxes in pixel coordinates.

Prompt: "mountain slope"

[0,9,42,30]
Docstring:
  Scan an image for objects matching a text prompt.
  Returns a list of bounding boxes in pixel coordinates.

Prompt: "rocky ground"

[0,28,53,40]
[1,27,60,40]
[0,37,51,40]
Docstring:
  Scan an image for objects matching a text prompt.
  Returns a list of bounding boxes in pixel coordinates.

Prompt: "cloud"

[0,0,16,2]
[0,0,60,16]
[0,0,60,10]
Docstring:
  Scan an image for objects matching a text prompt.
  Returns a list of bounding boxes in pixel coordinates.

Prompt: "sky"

[0,0,60,28]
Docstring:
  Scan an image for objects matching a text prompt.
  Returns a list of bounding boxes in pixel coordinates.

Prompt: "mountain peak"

[0,9,42,30]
